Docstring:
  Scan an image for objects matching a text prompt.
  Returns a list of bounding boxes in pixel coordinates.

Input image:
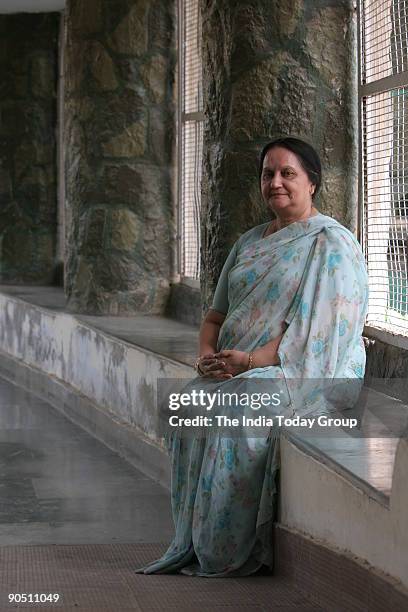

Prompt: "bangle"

[247,352,254,370]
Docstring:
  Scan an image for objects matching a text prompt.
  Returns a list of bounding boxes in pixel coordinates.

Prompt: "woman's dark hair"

[259,137,322,200]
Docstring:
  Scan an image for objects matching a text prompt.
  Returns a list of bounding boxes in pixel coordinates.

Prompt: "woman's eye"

[283,170,295,178]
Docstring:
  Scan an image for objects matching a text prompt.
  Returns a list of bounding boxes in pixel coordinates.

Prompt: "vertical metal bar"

[177,0,184,278]
[193,121,201,278]
[357,0,364,245]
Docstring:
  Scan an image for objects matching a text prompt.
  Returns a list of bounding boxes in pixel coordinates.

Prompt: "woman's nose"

[270,173,282,188]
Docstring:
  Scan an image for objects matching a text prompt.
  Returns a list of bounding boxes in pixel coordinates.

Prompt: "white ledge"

[364,324,408,351]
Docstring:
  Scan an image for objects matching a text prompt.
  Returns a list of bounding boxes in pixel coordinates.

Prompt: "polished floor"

[0,377,174,546]
[0,376,324,611]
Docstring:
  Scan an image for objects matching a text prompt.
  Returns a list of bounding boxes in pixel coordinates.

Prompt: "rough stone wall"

[200,0,358,308]
[0,14,59,283]
[166,284,202,327]
[64,0,176,315]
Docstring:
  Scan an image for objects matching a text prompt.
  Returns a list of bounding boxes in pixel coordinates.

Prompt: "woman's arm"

[251,333,283,367]
[197,240,238,378]
[215,332,284,377]
[256,321,289,366]
[198,312,286,377]
[199,308,226,355]
[196,309,234,379]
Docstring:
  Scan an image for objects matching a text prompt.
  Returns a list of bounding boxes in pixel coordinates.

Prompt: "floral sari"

[137,213,368,577]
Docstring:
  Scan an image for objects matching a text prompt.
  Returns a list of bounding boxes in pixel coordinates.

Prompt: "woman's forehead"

[262,147,302,169]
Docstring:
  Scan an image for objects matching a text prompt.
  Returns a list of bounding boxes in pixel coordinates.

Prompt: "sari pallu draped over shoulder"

[219,213,368,385]
[136,213,369,577]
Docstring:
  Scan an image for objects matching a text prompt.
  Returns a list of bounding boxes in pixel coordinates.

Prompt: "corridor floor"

[0,376,323,611]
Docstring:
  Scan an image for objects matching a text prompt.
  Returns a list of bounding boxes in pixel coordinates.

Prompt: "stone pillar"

[64,0,176,314]
[0,14,59,283]
[200,0,357,308]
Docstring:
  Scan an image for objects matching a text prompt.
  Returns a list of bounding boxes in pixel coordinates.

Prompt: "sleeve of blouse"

[210,241,238,315]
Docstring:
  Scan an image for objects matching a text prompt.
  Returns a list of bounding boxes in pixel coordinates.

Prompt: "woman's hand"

[213,350,250,377]
[197,353,234,380]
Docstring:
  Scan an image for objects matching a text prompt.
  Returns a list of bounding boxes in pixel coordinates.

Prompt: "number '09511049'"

[8,593,60,603]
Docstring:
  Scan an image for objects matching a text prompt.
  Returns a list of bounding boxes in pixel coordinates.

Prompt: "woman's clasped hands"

[197,350,250,379]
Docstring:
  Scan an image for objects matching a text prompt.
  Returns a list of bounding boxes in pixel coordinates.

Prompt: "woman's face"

[260,147,315,220]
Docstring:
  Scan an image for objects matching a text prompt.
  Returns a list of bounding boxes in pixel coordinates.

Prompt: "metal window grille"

[178,0,204,280]
[359,0,408,333]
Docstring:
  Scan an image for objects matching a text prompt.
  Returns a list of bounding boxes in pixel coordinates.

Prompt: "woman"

[137,137,368,577]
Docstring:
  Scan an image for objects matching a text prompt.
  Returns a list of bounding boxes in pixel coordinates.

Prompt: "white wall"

[280,435,408,588]
[0,292,192,443]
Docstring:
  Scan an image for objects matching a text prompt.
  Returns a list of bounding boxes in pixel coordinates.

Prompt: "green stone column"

[200,0,357,309]
[0,14,59,283]
[64,0,176,314]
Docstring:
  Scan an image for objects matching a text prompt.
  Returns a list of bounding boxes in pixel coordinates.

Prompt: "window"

[359,0,408,334]
[178,0,204,280]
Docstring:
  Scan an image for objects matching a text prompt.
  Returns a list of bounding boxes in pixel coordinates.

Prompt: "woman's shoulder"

[314,214,360,245]
[236,222,270,249]
[314,214,366,268]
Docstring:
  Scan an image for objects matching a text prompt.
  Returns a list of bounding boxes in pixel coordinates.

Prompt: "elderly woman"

[137,137,368,577]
